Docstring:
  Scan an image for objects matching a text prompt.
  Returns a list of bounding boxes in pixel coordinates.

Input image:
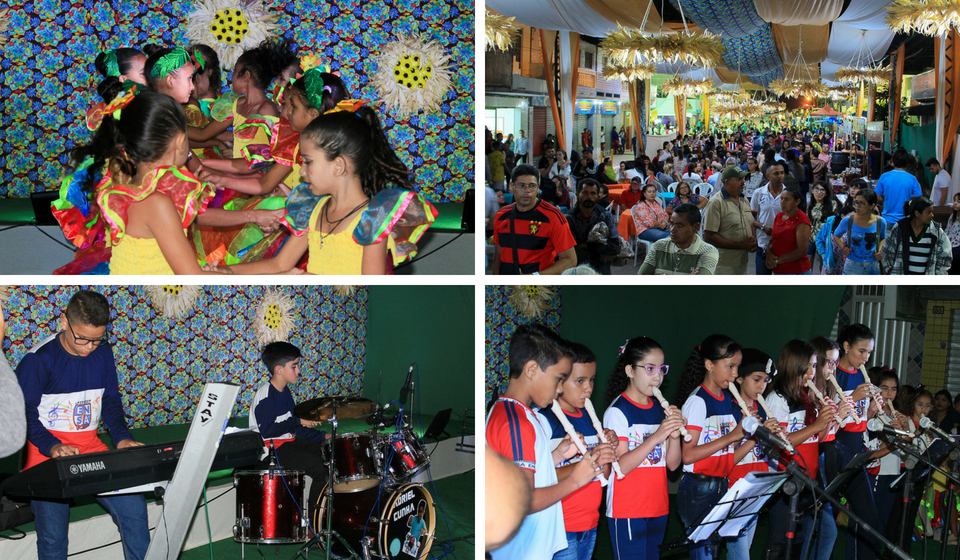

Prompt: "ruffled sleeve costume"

[282,183,439,274]
[51,159,112,274]
[96,166,216,275]
[185,97,223,159]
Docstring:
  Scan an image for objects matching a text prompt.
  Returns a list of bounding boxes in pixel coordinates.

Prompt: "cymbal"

[294,396,375,421]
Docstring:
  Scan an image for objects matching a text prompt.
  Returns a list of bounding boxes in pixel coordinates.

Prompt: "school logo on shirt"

[73,401,93,430]
[528,221,542,234]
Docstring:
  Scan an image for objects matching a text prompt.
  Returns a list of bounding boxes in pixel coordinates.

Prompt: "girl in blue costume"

[217,101,437,275]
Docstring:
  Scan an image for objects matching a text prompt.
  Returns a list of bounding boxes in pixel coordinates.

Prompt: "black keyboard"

[0,431,261,499]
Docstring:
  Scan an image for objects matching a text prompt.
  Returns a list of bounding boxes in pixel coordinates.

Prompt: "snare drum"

[233,469,307,544]
[379,430,430,481]
[325,432,381,493]
[314,483,436,560]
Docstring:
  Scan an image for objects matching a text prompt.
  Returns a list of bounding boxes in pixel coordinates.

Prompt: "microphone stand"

[754,437,913,560]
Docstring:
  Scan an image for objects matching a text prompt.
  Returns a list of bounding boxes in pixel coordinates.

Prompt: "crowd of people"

[53,40,437,275]
[486,126,957,275]
[487,322,960,560]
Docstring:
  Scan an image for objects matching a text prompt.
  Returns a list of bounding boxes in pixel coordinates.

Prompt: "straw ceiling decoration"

[602,61,658,81]
[822,85,859,100]
[484,9,521,51]
[769,78,826,99]
[660,77,713,96]
[601,25,726,68]
[834,65,892,85]
[713,100,764,119]
[761,100,787,113]
[885,0,960,37]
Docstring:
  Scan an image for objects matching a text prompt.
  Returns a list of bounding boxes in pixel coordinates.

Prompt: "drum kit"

[234,394,436,560]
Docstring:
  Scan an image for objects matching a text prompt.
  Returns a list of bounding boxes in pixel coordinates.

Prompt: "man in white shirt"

[750,161,786,275]
[927,157,953,206]
[514,129,530,164]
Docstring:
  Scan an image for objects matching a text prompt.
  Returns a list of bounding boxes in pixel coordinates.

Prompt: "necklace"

[318,199,370,249]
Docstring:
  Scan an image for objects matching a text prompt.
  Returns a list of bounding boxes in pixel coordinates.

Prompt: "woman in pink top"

[632,183,670,242]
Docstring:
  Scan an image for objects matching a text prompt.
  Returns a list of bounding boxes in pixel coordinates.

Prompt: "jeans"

[553,527,598,560]
[638,228,670,242]
[725,514,757,560]
[800,502,837,560]
[607,515,668,560]
[756,248,772,275]
[33,494,149,560]
[842,259,880,275]
[678,474,726,560]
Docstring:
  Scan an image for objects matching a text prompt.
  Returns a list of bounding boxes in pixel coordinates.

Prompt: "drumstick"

[551,400,608,486]
[650,387,692,442]
[583,397,624,480]
[827,374,861,425]
[753,392,797,454]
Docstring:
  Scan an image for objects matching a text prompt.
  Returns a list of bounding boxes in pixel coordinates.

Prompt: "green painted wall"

[364,285,474,433]
[557,286,845,409]
[899,122,938,186]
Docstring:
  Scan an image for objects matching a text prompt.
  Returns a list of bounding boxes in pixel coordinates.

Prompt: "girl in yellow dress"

[221,96,437,275]
[69,90,220,275]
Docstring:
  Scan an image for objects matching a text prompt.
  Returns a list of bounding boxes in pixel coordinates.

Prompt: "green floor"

[592,494,955,559]
[179,472,474,560]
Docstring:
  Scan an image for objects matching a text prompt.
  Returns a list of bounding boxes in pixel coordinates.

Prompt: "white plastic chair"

[696,183,714,198]
[656,195,666,209]
[667,182,679,193]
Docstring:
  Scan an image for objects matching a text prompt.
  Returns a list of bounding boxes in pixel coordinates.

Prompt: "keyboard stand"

[145,382,240,560]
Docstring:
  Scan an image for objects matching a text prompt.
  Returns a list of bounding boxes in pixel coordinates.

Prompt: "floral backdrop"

[2,285,368,428]
[0,0,474,202]
[484,285,562,407]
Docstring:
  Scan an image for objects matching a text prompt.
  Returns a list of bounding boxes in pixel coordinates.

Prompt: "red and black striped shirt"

[493,200,576,274]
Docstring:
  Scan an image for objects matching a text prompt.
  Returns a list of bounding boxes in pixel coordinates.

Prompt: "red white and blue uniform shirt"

[729,401,775,486]
[15,332,134,470]
[682,386,742,477]
[834,366,868,433]
[765,392,821,479]
[537,405,603,531]
[486,397,566,560]
[603,393,671,518]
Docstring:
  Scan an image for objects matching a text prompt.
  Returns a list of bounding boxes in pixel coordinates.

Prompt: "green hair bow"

[103,50,121,78]
[151,47,191,79]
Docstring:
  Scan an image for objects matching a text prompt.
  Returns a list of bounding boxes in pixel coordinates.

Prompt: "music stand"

[660,472,787,557]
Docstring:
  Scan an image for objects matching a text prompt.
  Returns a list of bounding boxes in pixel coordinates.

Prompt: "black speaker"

[461,189,475,233]
[30,190,59,226]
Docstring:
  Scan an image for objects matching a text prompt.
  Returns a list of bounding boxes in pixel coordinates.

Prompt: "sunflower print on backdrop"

[1,285,368,428]
[484,285,563,405]
[0,0,474,203]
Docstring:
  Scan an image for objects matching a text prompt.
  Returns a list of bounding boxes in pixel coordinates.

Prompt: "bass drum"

[313,483,436,559]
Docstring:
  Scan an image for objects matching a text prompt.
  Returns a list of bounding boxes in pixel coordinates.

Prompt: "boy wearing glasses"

[492,164,577,275]
[16,289,149,560]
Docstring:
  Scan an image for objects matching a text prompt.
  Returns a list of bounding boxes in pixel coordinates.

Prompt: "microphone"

[919,416,956,443]
[399,364,414,403]
[867,417,914,439]
[366,401,393,425]
[743,416,794,455]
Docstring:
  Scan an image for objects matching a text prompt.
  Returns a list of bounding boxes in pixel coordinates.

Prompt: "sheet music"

[689,472,788,542]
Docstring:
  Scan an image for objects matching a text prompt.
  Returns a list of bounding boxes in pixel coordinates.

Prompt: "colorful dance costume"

[537,405,604,560]
[678,386,741,560]
[833,366,881,560]
[726,402,771,560]
[16,332,149,560]
[184,98,221,160]
[486,397,567,560]
[282,184,438,274]
[249,382,328,510]
[603,393,671,560]
[97,166,216,275]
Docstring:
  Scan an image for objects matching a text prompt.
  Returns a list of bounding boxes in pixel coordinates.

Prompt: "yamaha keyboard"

[0,431,261,500]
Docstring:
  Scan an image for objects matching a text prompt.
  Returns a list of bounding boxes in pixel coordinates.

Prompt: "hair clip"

[324,99,368,115]
[191,47,206,72]
[104,50,121,78]
[618,338,631,356]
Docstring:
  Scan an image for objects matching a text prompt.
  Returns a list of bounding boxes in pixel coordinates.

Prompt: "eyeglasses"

[513,182,539,192]
[916,403,933,409]
[813,187,826,193]
[632,364,669,376]
[853,200,868,207]
[66,322,107,347]
[826,358,839,367]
